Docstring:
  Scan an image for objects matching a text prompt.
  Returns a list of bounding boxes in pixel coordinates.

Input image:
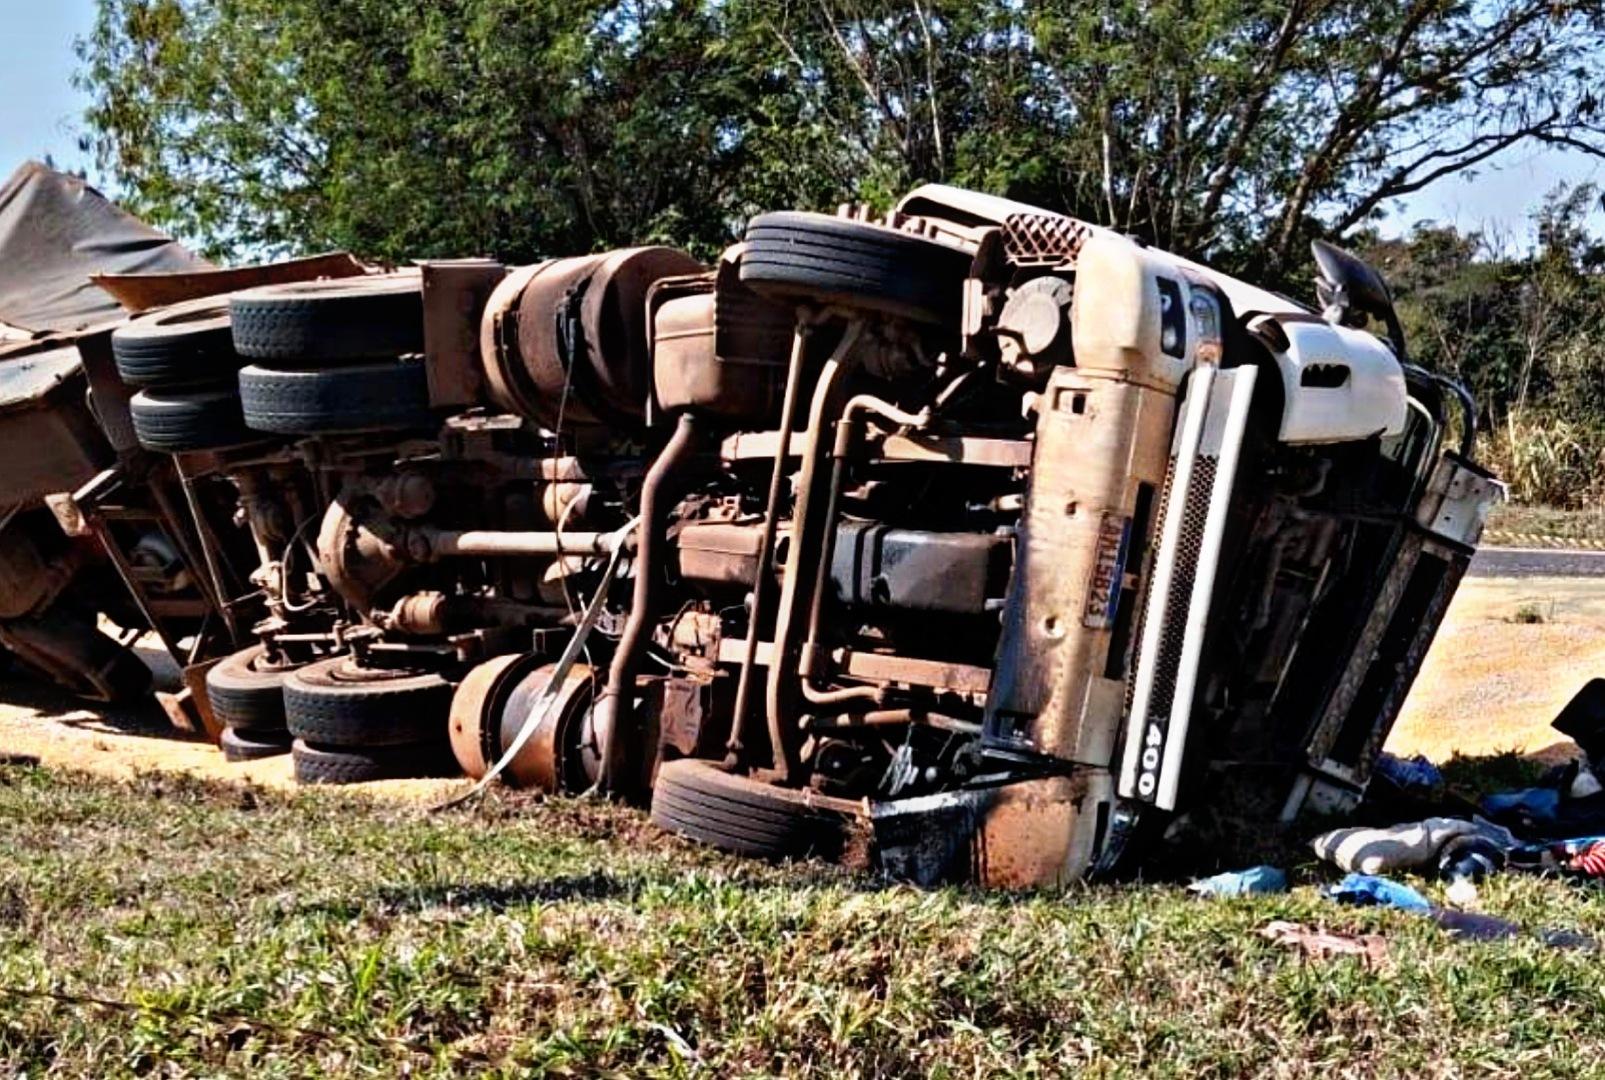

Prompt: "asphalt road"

[1469,546,1605,578]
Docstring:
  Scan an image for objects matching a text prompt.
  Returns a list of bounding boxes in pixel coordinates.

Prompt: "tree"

[77,0,783,261]
[750,0,1605,274]
[79,0,1605,276]
[1364,183,1605,424]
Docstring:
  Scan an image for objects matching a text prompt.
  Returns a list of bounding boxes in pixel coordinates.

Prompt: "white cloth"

[1311,817,1482,874]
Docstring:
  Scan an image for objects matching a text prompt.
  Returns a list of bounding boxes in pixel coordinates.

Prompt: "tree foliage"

[79,0,1605,273]
[1360,185,1605,506]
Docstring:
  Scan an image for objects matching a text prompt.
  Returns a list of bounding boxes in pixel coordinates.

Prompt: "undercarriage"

[7,175,1501,886]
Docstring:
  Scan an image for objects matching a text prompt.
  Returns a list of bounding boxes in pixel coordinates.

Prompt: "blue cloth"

[1323,872,1432,913]
[1374,752,1443,790]
[1187,865,1289,898]
[1481,787,1562,823]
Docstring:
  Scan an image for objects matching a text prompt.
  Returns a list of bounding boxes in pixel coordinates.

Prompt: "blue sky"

[1,0,96,176]
[3,0,1601,244]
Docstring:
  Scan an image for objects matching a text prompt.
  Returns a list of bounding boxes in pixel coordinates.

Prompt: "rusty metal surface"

[983,368,1176,762]
[76,327,140,452]
[715,636,994,699]
[485,248,702,433]
[448,652,524,779]
[497,661,599,793]
[876,432,1032,468]
[0,343,111,505]
[421,259,505,409]
[835,649,993,697]
[91,252,366,313]
[650,255,794,422]
[181,659,226,741]
[972,774,1094,889]
[719,430,804,462]
[658,676,716,758]
[0,520,74,620]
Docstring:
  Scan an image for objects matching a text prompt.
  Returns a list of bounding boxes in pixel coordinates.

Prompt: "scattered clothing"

[1533,759,1604,800]
[1187,865,1288,898]
[1373,752,1443,791]
[1484,787,1605,840]
[1323,873,1596,951]
[1481,787,1562,824]
[1444,876,1480,907]
[1312,817,1502,875]
[1569,840,1605,877]
[1540,927,1598,951]
[1259,920,1388,967]
[1323,872,1432,913]
[1504,835,1605,874]
[1437,834,1506,883]
[1431,909,1595,950]
[1430,908,1524,942]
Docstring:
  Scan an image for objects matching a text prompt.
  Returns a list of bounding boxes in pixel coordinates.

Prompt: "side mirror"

[1311,239,1407,363]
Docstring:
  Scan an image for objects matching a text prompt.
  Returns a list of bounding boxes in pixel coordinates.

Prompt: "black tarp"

[0,161,209,334]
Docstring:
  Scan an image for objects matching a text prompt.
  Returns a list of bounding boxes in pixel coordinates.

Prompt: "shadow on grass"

[1436,745,1566,792]
[341,872,650,915]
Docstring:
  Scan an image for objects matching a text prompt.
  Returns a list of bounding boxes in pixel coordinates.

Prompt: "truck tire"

[284,655,454,747]
[219,725,292,762]
[291,739,457,784]
[204,644,291,733]
[740,212,971,324]
[129,387,257,452]
[237,361,434,435]
[112,296,239,387]
[649,758,863,861]
[229,276,424,362]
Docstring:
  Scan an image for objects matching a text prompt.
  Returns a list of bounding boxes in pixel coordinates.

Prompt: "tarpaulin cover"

[0,161,209,334]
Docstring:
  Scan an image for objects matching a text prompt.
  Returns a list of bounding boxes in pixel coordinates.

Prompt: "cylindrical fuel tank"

[480,247,702,434]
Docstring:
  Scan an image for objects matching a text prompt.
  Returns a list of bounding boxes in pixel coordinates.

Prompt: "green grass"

[4,764,1605,1076]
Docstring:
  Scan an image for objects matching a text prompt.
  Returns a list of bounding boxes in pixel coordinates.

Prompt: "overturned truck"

[13,172,1500,886]
[367,183,1499,886]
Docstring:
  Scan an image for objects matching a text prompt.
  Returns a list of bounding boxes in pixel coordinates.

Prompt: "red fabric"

[1569,841,1605,877]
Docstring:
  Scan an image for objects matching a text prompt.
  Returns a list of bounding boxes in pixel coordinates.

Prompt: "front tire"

[649,758,863,861]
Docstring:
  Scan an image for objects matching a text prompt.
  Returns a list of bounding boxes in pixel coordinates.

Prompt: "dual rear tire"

[283,654,455,784]
[231,276,436,436]
[206,644,292,761]
[205,647,456,781]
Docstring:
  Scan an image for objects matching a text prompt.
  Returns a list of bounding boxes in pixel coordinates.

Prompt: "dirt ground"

[0,644,469,804]
[1387,575,1605,764]
[0,575,1600,799]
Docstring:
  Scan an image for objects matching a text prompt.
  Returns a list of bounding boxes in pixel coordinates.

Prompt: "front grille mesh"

[1125,458,1177,716]
[1145,455,1218,725]
[1000,214,1093,266]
